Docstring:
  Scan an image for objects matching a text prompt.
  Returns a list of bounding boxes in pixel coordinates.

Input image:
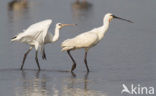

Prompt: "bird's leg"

[84,50,89,72]
[42,48,47,60]
[35,51,40,70]
[67,50,76,72]
[20,47,32,70]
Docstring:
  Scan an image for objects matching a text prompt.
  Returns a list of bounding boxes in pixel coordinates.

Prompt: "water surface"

[0,0,156,96]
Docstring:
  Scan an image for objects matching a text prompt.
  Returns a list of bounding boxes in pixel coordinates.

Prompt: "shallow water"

[0,0,156,96]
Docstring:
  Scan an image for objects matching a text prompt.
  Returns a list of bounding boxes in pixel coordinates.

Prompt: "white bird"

[61,13,133,72]
[11,19,76,70]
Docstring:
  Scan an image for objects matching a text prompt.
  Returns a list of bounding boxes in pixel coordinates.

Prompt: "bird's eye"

[59,24,62,26]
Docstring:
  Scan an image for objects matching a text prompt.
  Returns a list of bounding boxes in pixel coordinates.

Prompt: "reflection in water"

[16,71,49,96]
[71,0,93,20]
[14,70,106,96]
[8,0,28,11]
[61,72,106,96]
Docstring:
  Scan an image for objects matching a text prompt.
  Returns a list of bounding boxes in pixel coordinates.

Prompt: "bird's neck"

[52,27,60,42]
[98,21,110,40]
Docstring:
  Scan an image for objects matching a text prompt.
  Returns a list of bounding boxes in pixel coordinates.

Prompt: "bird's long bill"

[61,24,77,27]
[112,15,133,23]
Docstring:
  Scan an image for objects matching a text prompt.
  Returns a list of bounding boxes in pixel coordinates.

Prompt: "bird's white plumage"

[11,19,52,50]
[62,29,99,51]
[11,19,76,52]
[61,23,108,51]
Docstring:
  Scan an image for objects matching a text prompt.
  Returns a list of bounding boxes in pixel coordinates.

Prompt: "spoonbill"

[61,13,133,72]
[11,19,76,70]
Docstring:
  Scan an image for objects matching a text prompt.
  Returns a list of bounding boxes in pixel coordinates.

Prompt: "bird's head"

[104,13,133,23]
[56,23,77,30]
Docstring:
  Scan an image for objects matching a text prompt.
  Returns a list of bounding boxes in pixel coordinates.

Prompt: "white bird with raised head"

[61,13,133,72]
[11,19,76,70]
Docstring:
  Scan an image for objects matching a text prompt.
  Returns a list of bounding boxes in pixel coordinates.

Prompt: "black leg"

[42,48,47,60]
[67,50,76,72]
[35,51,40,70]
[84,51,89,72]
[71,71,76,77]
[20,48,32,70]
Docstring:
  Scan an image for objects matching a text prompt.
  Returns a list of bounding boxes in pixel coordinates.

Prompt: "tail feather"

[11,36,16,39]
[11,36,17,42]
[11,32,24,42]
[61,39,75,51]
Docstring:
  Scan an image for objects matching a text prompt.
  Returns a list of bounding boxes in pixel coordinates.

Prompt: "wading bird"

[11,19,76,70]
[61,13,133,72]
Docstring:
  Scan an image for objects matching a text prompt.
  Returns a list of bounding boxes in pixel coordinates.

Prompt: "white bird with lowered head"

[11,19,76,70]
[61,13,133,72]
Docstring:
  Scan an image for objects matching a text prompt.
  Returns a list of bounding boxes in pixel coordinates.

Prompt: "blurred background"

[0,0,156,96]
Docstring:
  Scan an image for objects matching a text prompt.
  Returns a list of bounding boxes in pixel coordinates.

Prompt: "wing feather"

[62,32,99,51]
[18,19,52,44]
